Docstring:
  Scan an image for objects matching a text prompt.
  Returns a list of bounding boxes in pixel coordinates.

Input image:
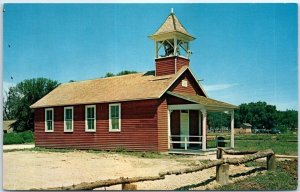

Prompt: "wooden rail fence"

[31,148,276,190]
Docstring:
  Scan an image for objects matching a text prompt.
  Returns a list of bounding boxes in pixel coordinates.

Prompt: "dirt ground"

[3,144,35,150]
[3,150,260,190]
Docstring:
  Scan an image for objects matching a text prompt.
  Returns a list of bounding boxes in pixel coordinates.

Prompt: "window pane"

[65,109,72,120]
[47,121,52,130]
[88,119,94,130]
[111,106,116,118]
[68,109,72,119]
[115,106,119,118]
[66,120,72,130]
[47,110,52,121]
[111,105,119,118]
[87,107,94,119]
[112,118,119,130]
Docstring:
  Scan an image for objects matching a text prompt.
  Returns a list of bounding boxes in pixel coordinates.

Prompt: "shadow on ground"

[174,167,266,190]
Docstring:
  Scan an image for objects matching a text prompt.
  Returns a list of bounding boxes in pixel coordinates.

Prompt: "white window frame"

[45,108,54,132]
[109,103,121,132]
[64,106,74,132]
[85,105,96,132]
[182,79,188,87]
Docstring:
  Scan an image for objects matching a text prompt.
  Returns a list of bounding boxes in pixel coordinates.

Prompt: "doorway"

[180,110,189,148]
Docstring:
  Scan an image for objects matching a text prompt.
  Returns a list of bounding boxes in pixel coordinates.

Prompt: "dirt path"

[3,144,35,150]
[3,150,258,190]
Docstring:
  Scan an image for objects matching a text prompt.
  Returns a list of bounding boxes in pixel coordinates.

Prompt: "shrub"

[3,131,34,145]
[115,145,126,152]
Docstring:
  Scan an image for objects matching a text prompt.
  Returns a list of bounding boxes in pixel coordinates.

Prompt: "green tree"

[239,102,277,129]
[104,72,115,77]
[208,112,230,132]
[4,78,60,132]
[275,110,298,132]
[104,70,138,78]
[116,70,137,76]
[234,101,297,131]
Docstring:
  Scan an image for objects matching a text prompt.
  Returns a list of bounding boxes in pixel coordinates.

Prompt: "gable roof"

[150,13,195,39]
[167,91,238,110]
[31,66,206,108]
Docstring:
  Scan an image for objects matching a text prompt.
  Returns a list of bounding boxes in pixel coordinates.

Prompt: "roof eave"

[166,91,238,110]
[149,31,196,41]
[30,96,161,109]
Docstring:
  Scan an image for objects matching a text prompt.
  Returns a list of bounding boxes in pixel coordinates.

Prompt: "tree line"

[208,101,298,133]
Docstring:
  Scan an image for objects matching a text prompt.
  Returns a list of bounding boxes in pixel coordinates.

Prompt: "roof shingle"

[151,13,194,38]
[30,66,189,108]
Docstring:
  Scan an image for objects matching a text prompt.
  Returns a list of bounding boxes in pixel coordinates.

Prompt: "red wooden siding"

[167,95,195,105]
[155,57,176,76]
[155,56,190,76]
[168,70,205,96]
[34,99,161,151]
[176,57,189,72]
[157,98,168,151]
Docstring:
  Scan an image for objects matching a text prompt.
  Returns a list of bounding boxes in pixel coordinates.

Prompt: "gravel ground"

[3,150,258,190]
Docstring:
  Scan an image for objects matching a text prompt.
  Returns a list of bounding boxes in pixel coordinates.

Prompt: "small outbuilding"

[3,120,15,133]
[235,123,252,134]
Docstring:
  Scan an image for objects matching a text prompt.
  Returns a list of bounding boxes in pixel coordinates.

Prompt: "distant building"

[235,123,252,134]
[241,123,252,129]
[3,120,15,133]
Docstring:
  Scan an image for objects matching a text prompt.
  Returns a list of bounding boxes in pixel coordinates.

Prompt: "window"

[64,107,73,132]
[181,80,188,87]
[85,105,96,132]
[109,103,121,132]
[45,108,54,132]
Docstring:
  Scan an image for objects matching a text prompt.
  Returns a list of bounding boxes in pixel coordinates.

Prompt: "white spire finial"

[171,8,174,14]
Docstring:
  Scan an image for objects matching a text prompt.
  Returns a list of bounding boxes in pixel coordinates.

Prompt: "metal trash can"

[217,136,225,147]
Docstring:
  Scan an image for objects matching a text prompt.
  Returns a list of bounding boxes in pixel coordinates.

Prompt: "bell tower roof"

[150,11,195,41]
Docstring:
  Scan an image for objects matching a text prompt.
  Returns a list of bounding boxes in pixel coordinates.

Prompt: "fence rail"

[170,135,232,150]
[169,135,202,150]
[32,148,276,190]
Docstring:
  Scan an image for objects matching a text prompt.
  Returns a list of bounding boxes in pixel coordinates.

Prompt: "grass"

[216,159,298,191]
[207,133,298,155]
[208,133,298,141]
[235,134,297,141]
[4,131,297,155]
[234,139,297,155]
[3,131,34,145]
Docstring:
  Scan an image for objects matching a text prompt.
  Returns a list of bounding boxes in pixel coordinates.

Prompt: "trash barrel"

[217,136,225,147]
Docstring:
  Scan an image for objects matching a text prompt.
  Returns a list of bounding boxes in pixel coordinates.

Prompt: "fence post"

[184,136,187,150]
[267,154,276,171]
[216,163,229,185]
[217,148,223,159]
[122,183,137,190]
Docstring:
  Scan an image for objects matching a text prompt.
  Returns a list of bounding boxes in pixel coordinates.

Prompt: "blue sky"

[3,3,298,110]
